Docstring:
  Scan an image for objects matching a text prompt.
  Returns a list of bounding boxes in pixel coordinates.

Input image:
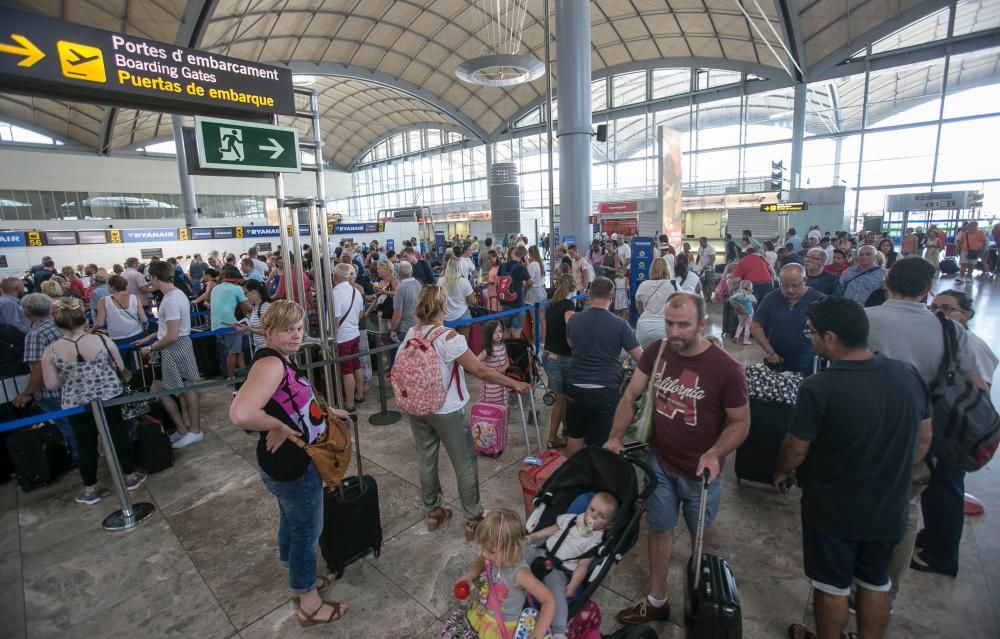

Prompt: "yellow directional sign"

[109,229,123,243]
[0,8,294,118]
[26,231,41,246]
[761,202,809,213]
[234,226,244,238]
[56,40,105,83]
[0,34,44,67]
[177,227,189,241]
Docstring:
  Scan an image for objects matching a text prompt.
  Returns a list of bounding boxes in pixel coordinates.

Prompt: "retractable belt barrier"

[1,293,590,434]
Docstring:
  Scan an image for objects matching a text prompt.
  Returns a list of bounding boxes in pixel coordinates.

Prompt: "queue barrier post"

[533,302,542,355]
[89,399,155,532]
[368,343,402,426]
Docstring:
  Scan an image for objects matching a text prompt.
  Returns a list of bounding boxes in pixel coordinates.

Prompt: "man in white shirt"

[455,245,478,285]
[616,237,632,270]
[333,263,364,413]
[568,244,591,295]
[697,237,717,300]
[247,246,268,276]
[134,261,202,449]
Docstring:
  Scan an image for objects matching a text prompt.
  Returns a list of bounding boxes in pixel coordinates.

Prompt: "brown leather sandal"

[291,575,335,603]
[297,599,348,627]
[426,506,453,531]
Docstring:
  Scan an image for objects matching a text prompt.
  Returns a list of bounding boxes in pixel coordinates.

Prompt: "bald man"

[751,264,826,375]
[0,277,29,333]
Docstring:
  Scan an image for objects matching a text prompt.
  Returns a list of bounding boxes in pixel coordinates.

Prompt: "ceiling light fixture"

[457,0,542,87]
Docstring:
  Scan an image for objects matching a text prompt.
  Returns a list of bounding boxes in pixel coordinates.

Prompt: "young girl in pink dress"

[478,320,509,405]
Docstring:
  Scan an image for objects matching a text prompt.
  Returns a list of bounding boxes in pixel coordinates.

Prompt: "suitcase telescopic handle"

[692,469,711,591]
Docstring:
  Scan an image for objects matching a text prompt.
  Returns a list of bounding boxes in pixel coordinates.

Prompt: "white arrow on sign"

[259,138,284,159]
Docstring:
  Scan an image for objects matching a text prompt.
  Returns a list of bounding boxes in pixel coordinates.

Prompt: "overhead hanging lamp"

[456,0,543,87]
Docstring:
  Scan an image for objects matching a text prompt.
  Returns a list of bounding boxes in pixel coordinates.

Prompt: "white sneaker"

[168,432,184,444]
[171,431,204,449]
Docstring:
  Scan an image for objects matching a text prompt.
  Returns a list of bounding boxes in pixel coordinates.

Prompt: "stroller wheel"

[542,392,555,406]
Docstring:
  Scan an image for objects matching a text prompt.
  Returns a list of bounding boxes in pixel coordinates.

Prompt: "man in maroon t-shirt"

[607,292,749,626]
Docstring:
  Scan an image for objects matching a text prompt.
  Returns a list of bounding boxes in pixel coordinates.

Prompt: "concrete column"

[789,83,806,190]
[171,115,198,226]
[556,0,591,246]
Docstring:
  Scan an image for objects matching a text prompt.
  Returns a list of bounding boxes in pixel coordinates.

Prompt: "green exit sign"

[195,116,300,173]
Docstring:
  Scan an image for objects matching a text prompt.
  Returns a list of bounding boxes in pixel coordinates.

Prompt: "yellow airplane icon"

[57,40,106,83]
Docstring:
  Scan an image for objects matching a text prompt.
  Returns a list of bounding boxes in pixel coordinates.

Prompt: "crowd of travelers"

[2,219,998,638]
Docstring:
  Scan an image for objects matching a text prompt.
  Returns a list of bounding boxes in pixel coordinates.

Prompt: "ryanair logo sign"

[0,231,27,247]
[240,225,279,237]
[122,228,178,242]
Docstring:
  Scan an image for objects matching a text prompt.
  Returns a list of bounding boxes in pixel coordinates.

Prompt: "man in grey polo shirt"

[866,257,986,601]
[390,261,421,343]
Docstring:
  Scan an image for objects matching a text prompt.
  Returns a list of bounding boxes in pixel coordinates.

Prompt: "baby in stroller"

[525,492,620,638]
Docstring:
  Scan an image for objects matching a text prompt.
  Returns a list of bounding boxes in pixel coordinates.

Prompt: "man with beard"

[606,292,749,625]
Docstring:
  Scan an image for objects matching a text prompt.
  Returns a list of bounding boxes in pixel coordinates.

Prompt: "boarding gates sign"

[0,8,294,117]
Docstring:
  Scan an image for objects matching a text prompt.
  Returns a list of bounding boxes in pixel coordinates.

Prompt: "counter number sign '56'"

[0,8,294,117]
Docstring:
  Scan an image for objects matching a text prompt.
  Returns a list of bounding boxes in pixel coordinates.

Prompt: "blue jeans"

[917,460,965,576]
[40,396,78,463]
[259,463,325,594]
[645,454,721,534]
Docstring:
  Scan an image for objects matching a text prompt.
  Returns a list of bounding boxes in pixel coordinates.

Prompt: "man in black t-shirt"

[776,297,932,639]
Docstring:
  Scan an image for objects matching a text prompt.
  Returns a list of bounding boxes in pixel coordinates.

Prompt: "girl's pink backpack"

[567,600,602,639]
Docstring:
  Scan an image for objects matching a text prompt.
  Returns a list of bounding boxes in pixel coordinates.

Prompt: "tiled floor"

[2,273,999,638]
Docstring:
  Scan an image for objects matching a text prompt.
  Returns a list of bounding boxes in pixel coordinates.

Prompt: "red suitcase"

[517,449,566,517]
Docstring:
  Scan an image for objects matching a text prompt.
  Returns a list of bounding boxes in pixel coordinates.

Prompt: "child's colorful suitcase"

[470,402,507,457]
[517,449,566,517]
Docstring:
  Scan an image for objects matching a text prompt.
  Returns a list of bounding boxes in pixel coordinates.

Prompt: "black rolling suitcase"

[685,471,742,638]
[7,424,73,491]
[734,399,792,485]
[939,257,959,274]
[319,415,383,579]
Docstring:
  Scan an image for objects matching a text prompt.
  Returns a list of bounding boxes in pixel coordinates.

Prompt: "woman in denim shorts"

[542,272,577,448]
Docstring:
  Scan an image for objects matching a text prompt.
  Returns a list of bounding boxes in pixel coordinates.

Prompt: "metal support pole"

[930,1,957,186]
[310,91,338,405]
[790,83,807,190]
[544,0,556,271]
[307,200,334,402]
[556,0,592,246]
[171,114,198,227]
[90,400,155,531]
[852,50,872,230]
[289,203,314,386]
[368,346,401,426]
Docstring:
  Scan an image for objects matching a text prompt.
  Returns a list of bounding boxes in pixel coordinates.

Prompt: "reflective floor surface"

[1,272,998,638]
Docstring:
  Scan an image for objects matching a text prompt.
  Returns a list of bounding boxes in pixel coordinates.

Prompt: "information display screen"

[43,231,77,245]
[77,230,108,244]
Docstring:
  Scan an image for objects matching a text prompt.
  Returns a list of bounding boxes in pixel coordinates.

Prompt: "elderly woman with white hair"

[332,262,365,412]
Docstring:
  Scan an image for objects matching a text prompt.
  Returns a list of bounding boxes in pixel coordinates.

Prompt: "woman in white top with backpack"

[633,257,676,348]
[391,285,529,541]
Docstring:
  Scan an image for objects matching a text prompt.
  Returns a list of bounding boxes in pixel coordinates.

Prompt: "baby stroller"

[503,338,545,454]
[525,444,657,621]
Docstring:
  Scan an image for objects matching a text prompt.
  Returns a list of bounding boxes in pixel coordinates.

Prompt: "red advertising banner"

[597,201,637,213]
[601,218,638,236]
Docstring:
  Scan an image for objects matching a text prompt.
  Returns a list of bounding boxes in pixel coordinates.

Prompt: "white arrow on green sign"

[194,116,301,173]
